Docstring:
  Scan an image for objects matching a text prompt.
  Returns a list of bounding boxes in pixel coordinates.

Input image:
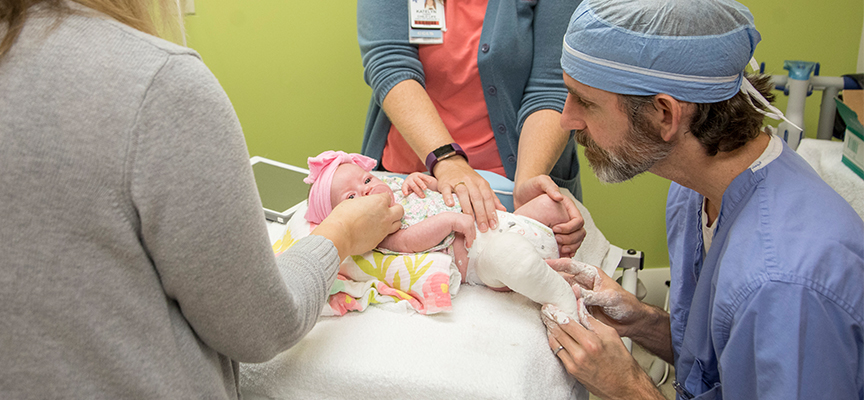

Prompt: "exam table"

[239,170,636,400]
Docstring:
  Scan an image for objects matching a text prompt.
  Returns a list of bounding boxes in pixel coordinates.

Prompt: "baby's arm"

[378,212,475,253]
[401,172,439,198]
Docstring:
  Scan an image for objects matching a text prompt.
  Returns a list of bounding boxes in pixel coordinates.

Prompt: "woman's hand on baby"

[402,172,438,198]
[312,192,403,260]
[433,158,505,233]
[514,175,585,257]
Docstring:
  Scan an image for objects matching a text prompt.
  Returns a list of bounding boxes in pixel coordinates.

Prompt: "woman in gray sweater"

[0,1,403,398]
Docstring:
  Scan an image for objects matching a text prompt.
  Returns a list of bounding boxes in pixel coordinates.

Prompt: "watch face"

[433,144,455,158]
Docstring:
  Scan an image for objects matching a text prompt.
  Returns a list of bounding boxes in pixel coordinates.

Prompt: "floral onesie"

[378,176,461,254]
[377,176,559,285]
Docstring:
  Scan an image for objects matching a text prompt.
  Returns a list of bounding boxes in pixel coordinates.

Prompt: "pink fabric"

[382,0,505,176]
[304,151,377,224]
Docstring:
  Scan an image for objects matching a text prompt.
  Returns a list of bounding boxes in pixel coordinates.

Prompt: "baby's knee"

[528,193,557,209]
[514,194,569,226]
[452,236,470,281]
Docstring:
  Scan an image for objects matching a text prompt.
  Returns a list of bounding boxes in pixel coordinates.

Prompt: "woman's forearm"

[381,79,454,162]
[513,109,570,190]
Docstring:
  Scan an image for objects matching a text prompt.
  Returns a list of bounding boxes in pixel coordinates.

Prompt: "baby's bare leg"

[452,234,470,282]
[513,194,570,227]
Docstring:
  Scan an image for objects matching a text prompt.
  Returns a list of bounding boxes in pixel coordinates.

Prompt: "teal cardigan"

[357,0,583,201]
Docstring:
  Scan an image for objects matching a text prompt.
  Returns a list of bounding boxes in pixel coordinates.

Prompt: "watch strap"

[425,143,468,177]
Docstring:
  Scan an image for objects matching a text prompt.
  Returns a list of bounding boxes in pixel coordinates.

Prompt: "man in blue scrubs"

[542,0,864,399]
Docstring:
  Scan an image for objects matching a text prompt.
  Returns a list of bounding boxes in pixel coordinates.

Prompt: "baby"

[303,151,570,285]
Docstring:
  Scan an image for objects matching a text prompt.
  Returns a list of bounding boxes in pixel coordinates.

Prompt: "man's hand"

[542,304,664,400]
[544,259,645,336]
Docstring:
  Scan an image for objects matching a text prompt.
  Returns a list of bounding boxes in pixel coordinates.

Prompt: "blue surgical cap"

[561,0,762,103]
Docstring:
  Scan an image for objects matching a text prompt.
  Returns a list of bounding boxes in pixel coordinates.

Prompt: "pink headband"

[304,150,378,224]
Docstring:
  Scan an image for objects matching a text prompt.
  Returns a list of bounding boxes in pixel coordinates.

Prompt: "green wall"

[184,0,862,269]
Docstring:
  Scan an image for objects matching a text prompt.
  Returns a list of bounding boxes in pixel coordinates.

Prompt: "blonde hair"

[0,0,185,58]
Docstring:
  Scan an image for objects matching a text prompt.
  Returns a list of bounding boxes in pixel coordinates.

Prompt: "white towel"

[240,286,589,400]
[244,189,614,400]
[797,138,864,222]
[568,194,620,277]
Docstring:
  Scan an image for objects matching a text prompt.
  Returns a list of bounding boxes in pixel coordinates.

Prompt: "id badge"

[409,0,445,44]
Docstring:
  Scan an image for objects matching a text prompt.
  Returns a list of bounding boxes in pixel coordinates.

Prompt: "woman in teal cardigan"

[358,0,586,257]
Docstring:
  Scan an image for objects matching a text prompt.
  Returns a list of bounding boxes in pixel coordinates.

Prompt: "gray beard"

[574,122,673,183]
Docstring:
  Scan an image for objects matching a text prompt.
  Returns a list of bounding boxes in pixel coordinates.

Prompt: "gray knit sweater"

[0,5,339,399]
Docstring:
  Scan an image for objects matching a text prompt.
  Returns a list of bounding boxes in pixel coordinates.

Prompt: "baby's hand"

[449,212,476,248]
[402,173,438,198]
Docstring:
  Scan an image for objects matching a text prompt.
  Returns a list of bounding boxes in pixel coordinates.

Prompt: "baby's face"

[330,163,395,208]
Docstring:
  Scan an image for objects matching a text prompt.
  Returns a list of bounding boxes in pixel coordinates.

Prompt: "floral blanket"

[272,202,459,316]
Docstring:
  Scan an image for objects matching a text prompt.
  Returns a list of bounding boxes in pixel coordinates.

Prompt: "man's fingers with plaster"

[313,192,403,259]
[547,259,645,336]
[402,172,437,198]
[545,259,602,290]
[542,304,663,400]
[435,160,504,233]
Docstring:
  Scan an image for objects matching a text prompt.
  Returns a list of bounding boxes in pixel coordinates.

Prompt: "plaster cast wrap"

[475,232,580,316]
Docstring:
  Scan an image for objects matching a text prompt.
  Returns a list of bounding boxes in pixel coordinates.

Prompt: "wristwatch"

[425,143,468,177]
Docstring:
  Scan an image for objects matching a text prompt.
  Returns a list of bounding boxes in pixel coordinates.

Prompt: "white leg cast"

[475,232,580,317]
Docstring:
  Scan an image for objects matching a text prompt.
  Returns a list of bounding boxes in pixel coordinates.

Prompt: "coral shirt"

[381,0,505,176]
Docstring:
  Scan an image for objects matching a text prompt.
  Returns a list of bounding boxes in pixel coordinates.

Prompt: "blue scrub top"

[666,139,864,399]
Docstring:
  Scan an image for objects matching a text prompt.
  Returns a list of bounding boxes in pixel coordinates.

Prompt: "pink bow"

[304,151,378,224]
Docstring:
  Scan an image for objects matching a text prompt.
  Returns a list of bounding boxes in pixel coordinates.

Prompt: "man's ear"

[653,94,685,142]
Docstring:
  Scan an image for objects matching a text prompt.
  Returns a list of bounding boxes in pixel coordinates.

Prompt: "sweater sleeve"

[516,0,576,129]
[358,0,425,107]
[128,53,340,363]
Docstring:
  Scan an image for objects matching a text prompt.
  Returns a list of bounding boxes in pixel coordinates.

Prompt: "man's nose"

[561,95,587,131]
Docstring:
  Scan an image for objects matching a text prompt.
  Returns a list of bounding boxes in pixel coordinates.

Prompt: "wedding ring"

[553,345,565,356]
[453,181,466,189]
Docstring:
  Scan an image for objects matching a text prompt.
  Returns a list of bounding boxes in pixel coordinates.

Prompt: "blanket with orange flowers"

[272,202,460,316]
